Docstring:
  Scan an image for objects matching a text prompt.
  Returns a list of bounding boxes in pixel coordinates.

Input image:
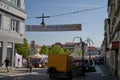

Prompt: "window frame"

[11,19,19,33]
[0,14,2,29]
[11,0,20,7]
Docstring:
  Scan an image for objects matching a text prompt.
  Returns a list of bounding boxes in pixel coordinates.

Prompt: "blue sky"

[25,0,108,47]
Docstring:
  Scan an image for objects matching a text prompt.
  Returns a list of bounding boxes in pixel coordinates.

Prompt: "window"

[0,42,3,64]
[11,19,19,32]
[0,14,1,29]
[11,0,20,7]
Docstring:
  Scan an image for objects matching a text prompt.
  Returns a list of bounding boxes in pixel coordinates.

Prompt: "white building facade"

[0,0,26,67]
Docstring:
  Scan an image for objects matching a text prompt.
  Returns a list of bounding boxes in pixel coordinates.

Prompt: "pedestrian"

[26,58,29,72]
[17,58,20,67]
[3,57,9,72]
[28,58,33,73]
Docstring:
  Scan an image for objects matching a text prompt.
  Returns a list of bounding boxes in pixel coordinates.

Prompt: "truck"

[47,54,73,80]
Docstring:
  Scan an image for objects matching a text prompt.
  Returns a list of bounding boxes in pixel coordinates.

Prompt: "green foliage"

[77,50,82,55]
[15,38,29,57]
[40,45,49,55]
[40,44,72,55]
[48,45,64,54]
[64,48,72,55]
[77,50,87,56]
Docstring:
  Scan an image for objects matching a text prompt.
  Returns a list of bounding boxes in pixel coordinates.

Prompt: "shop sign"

[26,24,81,32]
[111,41,119,50]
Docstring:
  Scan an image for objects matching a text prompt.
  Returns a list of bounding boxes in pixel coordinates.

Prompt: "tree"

[40,45,49,55]
[77,50,87,56]
[48,45,64,54]
[15,38,29,57]
[77,50,82,56]
[40,44,72,55]
[64,48,72,55]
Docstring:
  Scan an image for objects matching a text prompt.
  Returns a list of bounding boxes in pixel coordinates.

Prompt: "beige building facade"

[103,0,120,79]
[0,0,26,67]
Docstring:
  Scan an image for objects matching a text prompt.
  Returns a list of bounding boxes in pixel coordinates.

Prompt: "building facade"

[0,0,26,67]
[64,42,88,59]
[63,42,76,53]
[87,47,101,58]
[103,0,120,79]
[102,19,110,65]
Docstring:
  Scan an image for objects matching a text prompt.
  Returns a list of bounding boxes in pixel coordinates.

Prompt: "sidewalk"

[0,65,118,80]
[0,67,50,80]
[74,64,118,80]
[0,67,17,78]
[0,67,45,78]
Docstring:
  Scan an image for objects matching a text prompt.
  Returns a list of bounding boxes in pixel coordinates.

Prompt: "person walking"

[3,57,9,72]
[26,58,29,72]
[28,58,33,73]
[17,58,20,67]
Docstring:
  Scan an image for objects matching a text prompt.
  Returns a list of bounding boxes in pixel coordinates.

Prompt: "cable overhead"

[50,6,107,17]
[27,6,107,19]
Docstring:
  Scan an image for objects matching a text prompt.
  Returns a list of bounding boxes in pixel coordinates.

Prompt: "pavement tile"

[0,65,118,80]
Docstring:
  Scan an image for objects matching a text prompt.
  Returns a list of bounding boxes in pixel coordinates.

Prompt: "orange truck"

[47,54,73,80]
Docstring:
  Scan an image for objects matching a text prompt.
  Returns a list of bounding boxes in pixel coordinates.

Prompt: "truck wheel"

[49,68,56,79]
[67,71,73,80]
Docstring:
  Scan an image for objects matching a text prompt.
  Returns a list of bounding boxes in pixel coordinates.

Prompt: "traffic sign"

[26,24,82,32]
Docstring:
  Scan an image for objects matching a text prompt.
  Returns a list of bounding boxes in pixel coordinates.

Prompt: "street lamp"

[85,39,93,58]
[36,13,50,27]
[40,13,45,27]
[73,36,85,76]
[85,39,93,47]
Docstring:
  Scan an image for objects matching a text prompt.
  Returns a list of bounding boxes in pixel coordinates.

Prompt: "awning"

[32,53,42,58]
